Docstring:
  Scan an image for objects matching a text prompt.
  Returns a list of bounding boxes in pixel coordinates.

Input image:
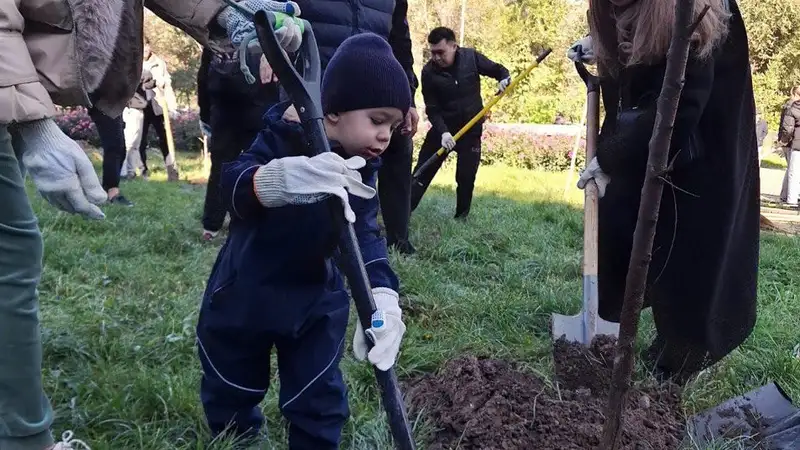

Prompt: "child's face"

[328,107,405,159]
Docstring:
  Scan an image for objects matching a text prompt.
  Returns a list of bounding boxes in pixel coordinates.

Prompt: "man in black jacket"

[411,27,510,219]
[271,0,420,254]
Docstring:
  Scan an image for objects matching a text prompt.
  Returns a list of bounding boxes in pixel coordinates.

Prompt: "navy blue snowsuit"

[196,101,399,449]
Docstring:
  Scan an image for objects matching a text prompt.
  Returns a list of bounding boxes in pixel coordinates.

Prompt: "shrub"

[54,107,101,147]
[55,107,204,154]
[413,123,587,173]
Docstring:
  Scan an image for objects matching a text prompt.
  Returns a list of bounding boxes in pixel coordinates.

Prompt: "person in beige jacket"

[0,1,305,449]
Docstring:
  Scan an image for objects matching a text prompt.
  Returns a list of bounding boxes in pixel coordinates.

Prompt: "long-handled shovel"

[411,48,552,182]
[252,10,416,450]
[551,62,619,346]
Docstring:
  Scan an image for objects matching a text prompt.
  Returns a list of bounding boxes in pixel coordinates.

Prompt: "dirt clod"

[405,337,685,449]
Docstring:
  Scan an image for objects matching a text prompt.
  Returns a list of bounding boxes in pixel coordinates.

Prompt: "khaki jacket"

[0,0,228,125]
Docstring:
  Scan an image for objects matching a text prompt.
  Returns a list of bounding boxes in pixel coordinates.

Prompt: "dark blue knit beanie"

[322,33,411,116]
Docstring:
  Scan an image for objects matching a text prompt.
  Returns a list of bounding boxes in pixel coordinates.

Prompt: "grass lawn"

[29,149,800,449]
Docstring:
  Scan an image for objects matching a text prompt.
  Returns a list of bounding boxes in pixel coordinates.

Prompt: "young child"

[195,33,411,449]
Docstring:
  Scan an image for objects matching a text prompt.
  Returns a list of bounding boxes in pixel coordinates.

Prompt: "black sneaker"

[109,195,134,207]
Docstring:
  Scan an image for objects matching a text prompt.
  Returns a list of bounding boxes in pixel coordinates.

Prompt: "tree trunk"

[600,1,709,448]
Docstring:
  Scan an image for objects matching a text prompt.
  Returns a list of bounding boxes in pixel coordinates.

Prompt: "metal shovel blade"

[687,382,800,449]
[552,275,620,345]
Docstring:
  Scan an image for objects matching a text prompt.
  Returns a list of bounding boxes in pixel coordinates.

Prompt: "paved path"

[760,166,800,233]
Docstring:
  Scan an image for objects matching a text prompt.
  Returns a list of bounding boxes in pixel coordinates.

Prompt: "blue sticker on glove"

[371,309,385,329]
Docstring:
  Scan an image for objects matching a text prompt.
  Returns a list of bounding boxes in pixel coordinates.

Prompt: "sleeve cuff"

[253,161,285,207]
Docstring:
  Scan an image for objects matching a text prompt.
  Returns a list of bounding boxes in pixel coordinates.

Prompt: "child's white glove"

[13,118,107,219]
[576,156,610,197]
[441,132,456,151]
[253,153,375,223]
[567,36,596,65]
[353,287,406,371]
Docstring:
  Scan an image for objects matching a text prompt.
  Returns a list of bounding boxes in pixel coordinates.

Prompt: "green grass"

[761,150,787,170]
[29,150,800,449]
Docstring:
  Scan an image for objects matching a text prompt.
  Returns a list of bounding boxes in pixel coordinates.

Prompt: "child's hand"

[353,288,406,371]
[252,153,375,222]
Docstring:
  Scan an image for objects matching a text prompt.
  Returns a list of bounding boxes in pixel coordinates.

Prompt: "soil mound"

[406,336,685,449]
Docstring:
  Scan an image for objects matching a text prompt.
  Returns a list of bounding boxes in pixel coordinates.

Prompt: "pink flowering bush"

[54,106,204,153]
[54,107,100,147]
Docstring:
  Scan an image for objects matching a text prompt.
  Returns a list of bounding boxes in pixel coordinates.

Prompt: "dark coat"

[204,101,399,321]
[420,47,510,137]
[296,0,418,105]
[779,100,800,150]
[203,50,280,133]
[594,0,759,375]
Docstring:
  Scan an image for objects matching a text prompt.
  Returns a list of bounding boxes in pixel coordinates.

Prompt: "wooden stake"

[600,2,711,448]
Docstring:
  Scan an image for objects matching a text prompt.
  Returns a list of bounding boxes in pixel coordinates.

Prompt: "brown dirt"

[405,336,685,449]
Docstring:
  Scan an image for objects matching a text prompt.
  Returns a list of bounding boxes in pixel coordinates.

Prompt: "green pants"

[0,125,55,450]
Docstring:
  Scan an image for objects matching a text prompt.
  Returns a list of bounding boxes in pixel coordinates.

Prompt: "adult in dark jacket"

[573,0,759,382]
[287,0,420,254]
[778,86,800,206]
[411,27,511,219]
[197,46,280,240]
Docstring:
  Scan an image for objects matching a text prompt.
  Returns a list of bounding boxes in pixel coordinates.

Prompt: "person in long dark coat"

[572,0,760,382]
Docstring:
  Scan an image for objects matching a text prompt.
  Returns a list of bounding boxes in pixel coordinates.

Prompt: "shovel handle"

[253,11,416,450]
[575,61,602,344]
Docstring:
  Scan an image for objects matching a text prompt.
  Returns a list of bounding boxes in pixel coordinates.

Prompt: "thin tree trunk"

[600,1,710,448]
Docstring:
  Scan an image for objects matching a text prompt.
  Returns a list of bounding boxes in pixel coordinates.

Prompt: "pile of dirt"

[405,336,685,449]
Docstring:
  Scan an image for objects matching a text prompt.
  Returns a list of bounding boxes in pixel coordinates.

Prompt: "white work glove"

[576,156,611,197]
[441,132,456,151]
[353,287,406,371]
[497,76,511,93]
[252,152,375,223]
[567,36,596,65]
[13,118,107,219]
[218,0,303,53]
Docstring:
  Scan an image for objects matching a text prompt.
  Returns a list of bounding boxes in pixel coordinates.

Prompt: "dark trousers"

[411,127,482,218]
[378,133,414,247]
[137,104,171,172]
[196,285,350,449]
[201,124,260,232]
[88,108,126,192]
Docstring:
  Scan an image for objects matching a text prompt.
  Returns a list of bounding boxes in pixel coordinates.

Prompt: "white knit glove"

[567,36,596,65]
[13,119,107,219]
[441,132,456,151]
[577,156,611,197]
[497,76,511,93]
[252,153,375,223]
[353,287,406,371]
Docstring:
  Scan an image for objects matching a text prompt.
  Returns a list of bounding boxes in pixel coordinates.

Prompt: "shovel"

[252,9,416,450]
[551,62,620,346]
[687,381,799,449]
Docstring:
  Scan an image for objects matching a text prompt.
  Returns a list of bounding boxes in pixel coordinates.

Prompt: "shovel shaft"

[582,83,601,344]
